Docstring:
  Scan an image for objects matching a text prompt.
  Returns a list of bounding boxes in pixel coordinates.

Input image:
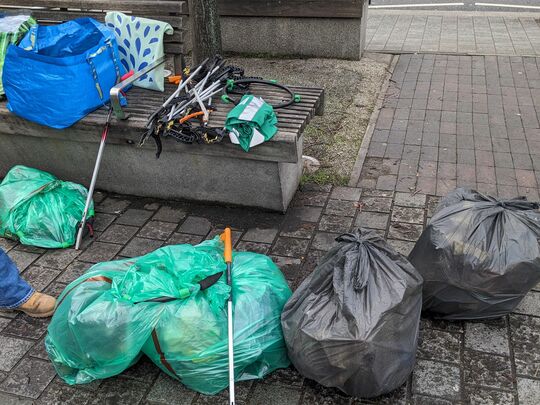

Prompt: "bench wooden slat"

[0,84,324,163]
[0,1,187,14]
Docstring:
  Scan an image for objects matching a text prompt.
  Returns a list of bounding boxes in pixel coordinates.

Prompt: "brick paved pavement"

[1,176,539,403]
[359,53,540,201]
[367,11,540,56]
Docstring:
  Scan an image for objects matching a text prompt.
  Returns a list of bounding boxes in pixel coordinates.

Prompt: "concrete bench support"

[0,132,304,212]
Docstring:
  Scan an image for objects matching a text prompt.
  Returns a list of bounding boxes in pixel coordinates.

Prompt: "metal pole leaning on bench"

[75,107,113,250]
[76,70,135,250]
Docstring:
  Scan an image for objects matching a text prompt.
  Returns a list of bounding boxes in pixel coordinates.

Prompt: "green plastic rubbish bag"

[0,166,93,248]
[45,237,292,394]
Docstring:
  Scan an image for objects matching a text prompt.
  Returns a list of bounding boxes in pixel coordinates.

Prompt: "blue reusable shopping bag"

[3,18,125,129]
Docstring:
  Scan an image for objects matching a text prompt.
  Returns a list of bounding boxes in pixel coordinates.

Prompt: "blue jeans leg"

[0,248,34,309]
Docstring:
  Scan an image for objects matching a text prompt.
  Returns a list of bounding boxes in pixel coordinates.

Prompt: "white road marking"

[369,3,465,8]
[475,2,540,9]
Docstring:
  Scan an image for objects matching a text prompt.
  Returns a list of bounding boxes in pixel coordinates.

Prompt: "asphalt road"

[370,0,540,12]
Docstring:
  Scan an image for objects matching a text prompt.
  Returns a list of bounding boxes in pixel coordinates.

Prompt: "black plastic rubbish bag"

[281,229,423,398]
[409,188,540,320]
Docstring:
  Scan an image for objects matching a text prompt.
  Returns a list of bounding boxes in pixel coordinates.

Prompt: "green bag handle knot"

[178,288,191,300]
[226,79,235,91]
[294,94,302,103]
[270,79,277,83]
[222,94,232,104]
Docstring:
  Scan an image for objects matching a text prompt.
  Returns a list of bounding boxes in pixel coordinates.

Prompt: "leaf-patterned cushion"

[105,11,173,92]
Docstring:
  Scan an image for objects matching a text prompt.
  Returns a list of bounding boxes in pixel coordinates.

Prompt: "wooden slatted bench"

[0,1,325,211]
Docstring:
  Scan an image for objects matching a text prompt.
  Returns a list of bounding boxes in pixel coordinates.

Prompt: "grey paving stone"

[166,233,204,246]
[463,349,513,391]
[0,317,11,332]
[145,373,196,405]
[138,221,177,241]
[465,321,510,355]
[35,249,80,270]
[86,377,150,405]
[387,239,416,257]
[56,261,93,284]
[249,382,302,405]
[292,190,329,208]
[319,215,353,233]
[120,356,160,382]
[177,216,212,236]
[388,222,424,242]
[355,212,389,230]
[270,256,302,286]
[0,238,17,252]
[311,232,340,251]
[144,202,160,211]
[510,314,540,378]
[410,395,451,405]
[417,328,461,365]
[330,186,362,202]
[303,378,356,404]
[391,206,425,224]
[152,206,186,223]
[115,209,153,227]
[412,359,461,401]
[517,378,540,405]
[242,228,278,244]
[78,241,122,263]
[95,197,131,214]
[20,266,60,292]
[271,237,309,258]
[28,337,47,360]
[394,192,427,208]
[236,241,271,255]
[514,291,540,316]
[193,381,252,404]
[359,196,393,213]
[35,381,92,405]
[280,221,315,240]
[287,206,323,223]
[3,309,50,338]
[6,250,40,273]
[0,336,33,372]
[262,366,304,389]
[465,388,515,405]
[0,357,56,399]
[376,174,398,191]
[0,392,33,405]
[324,199,357,217]
[91,213,116,232]
[98,224,138,244]
[43,282,66,300]
[120,238,163,258]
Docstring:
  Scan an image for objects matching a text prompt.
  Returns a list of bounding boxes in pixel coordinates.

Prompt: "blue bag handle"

[86,38,121,102]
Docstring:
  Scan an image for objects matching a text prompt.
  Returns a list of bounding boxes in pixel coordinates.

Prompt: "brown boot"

[17,292,56,318]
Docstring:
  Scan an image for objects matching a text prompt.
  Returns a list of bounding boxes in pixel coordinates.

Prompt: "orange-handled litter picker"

[220,227,235,405]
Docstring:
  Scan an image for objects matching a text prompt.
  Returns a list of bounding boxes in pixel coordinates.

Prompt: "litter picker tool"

[75,70,134,250]
[221,227,235,405]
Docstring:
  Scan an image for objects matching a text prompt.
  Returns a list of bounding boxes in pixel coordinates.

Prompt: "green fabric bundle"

[0,13,36,97]
[0,166,93,248]
[225,95,278,151]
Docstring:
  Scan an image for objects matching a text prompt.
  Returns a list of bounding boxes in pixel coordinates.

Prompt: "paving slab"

[367,11,540,56]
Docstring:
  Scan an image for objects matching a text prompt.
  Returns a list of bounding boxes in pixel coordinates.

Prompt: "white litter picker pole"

[221,227,235,405]
[75,108,113,250]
